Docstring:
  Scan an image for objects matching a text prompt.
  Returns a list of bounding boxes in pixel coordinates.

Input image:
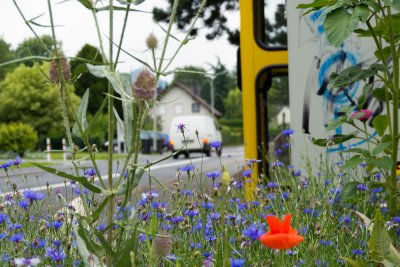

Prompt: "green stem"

[115,3,131,67]
[106,1,115,266]
[386,6,399,214]
[91,9,108,63]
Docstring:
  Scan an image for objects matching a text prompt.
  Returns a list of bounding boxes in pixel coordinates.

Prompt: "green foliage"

[219,118,243,128]
[70,44,108,115]
[0,38,15,80]
[220,125,243,145]
[0,122,38,155]
[223,88,242,119]
[0,63,80,138]
[15,35,58,66]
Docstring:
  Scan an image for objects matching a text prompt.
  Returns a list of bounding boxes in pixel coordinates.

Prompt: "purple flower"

[19,200,29,210]
[210,141,222,148]
[267,182,278,188]
[176,123,187,133]
[371,187,382,193]
[179,164,195,173]
[282,129,295,136]
[351,249,364,255]
[0,161,13,171]
[230,258,245,267]
[0,214,7,224]
[357,184,368,191]
[271,161,284,167]
[50,221,63,230]
[206,171,220,180]
[14,257,41,267]
[242,169,252,177]
[274,149,283,155]
[242,223,264,241]
[84,168,96,178]
[22,191,45,201]
[392,216,400,223]
[373,173,382,180]
[293,170,301,177]
[13,156,23,166]
[319,240,333,246]
[45,247,66,261]
[10,233,24,243]
[246,158,261,167]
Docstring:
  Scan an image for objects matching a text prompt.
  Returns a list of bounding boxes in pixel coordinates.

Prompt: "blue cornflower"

[271,160,284,167]
[10,233,24,243]
[50,221,63,230]
[179,164,195,172]
[210,212,220,220]
[373,173,382,180]
[0,161,13,171]
[0,214,7,224]
[392,216,400,223]
[210,141,222,148]
[267,182,278,188]
[242,223,264,241]
[184,209,199,217]
[45,247,66,261]
[319,240,333,246]
[230,258,245,267]
[13,156,23,166]
[181,190,194,196]
[176,123,187,133]
[84,168,96,178]
[31,238,46,248]
[351,249,364,255]
[339,215,352,224]
[190,242,202,249]
[171,216,184,224]
[201,202,213,209]
[14,256,41,266]
[324,179,331,186]
[293,170,301,177]
[52,240,61,247]
[19,200,29,210]
[371,187,383,193]
[274,148,283,155]
[23,190,45,201]
[96,223,107,231]
[357,184,368,191]
[303,208,320,218]
[246,158,261,167]
[232,180,244,189]
[282,129,295,136]
[242,169,252,177]
[206,171,220,180]
[282,143,291,149]
[282,191,290,200]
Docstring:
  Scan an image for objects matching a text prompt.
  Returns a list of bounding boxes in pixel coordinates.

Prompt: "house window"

[192,102,200,113]
[158,104,166,115]
[174,103,183,114]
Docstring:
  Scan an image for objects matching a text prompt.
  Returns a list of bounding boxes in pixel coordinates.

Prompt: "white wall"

[150,85,212,133]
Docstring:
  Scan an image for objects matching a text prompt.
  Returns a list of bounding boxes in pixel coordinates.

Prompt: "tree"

[153,1,287,46]
[70,44,108,115]
[224,88,242,119]
[0,63,80,140]
[15,35,59,66]
[173,65,208,92]
[0,38,15,80]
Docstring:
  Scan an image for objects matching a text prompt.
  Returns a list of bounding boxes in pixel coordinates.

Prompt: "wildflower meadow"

[0,0,399,267]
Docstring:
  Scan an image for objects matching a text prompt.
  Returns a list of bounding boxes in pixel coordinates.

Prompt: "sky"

[0,0,240,79]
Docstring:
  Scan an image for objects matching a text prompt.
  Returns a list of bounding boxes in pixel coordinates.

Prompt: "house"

[276,106,290,126]
[149,82,222,133]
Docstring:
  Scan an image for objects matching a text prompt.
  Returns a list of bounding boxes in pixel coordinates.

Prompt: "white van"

[169,115,222,158]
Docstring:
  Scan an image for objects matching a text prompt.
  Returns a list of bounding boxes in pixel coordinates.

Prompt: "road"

[0,146,244,207]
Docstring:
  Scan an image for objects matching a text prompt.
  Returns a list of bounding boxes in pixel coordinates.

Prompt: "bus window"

[256,0,287,49]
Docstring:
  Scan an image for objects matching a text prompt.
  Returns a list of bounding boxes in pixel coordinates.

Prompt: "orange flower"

[259,214,304,250]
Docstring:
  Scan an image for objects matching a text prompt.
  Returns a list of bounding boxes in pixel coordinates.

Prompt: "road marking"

[0,156,221,196]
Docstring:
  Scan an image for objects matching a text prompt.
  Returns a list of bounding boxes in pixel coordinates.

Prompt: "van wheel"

[205,150,211,157]
[173,152,179,159]
[184,152,189,158]
[216,148,222,157]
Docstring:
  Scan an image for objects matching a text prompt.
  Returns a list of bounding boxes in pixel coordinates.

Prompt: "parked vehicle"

[103,131,166,154]
[169,115,222,159]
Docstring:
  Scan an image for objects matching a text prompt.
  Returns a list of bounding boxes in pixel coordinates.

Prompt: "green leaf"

[327,116,347,131]
[72,88,89,137]
[95,231,116,259]
[343,155,364,169]
[342,181,360,202]
[372,88,391,101]
[392,0,400,10]
[354,28,372,37]
[369,209,393,263]
[76,0,93,9]
[329,63,386,88]
[323,8,359,47]
[91,196,109,222]
[372,142,392,156]
[312,134,356,147]
[95,5,148,13]
[341,147,371,157]
[114,227,139,267]
[297,0,337,9]
[31,162,102,193]
[117,0,146,5]
[74,224,102,266]
[357,84,373,109]
[374,47,392,62]
[374,156,393,170]
[373,115,389,136]
[353,4,370,22]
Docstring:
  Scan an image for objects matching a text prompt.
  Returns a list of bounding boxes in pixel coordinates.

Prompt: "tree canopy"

[15,35,58,66]
[0,63,80,139]
[70,44,108,115]
[153,1,287,46]
[0,38,15,80]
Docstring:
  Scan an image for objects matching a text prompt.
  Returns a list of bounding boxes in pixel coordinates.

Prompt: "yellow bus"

[239,0,288,191]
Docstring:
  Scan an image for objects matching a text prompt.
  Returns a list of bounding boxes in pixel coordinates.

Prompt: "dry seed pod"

[132,69,156,100]
[49,58,72,82]
[146,33,158,49]
[152,233,173,257]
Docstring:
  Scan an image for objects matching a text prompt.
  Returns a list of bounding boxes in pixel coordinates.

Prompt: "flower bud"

[152,233,173,257]
[132,69,156,100]
[221,171,231,186]
[146,33,158,50]
[49,58,72,83]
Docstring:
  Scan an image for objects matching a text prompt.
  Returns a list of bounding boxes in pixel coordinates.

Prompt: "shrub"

[0,122,38,155]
